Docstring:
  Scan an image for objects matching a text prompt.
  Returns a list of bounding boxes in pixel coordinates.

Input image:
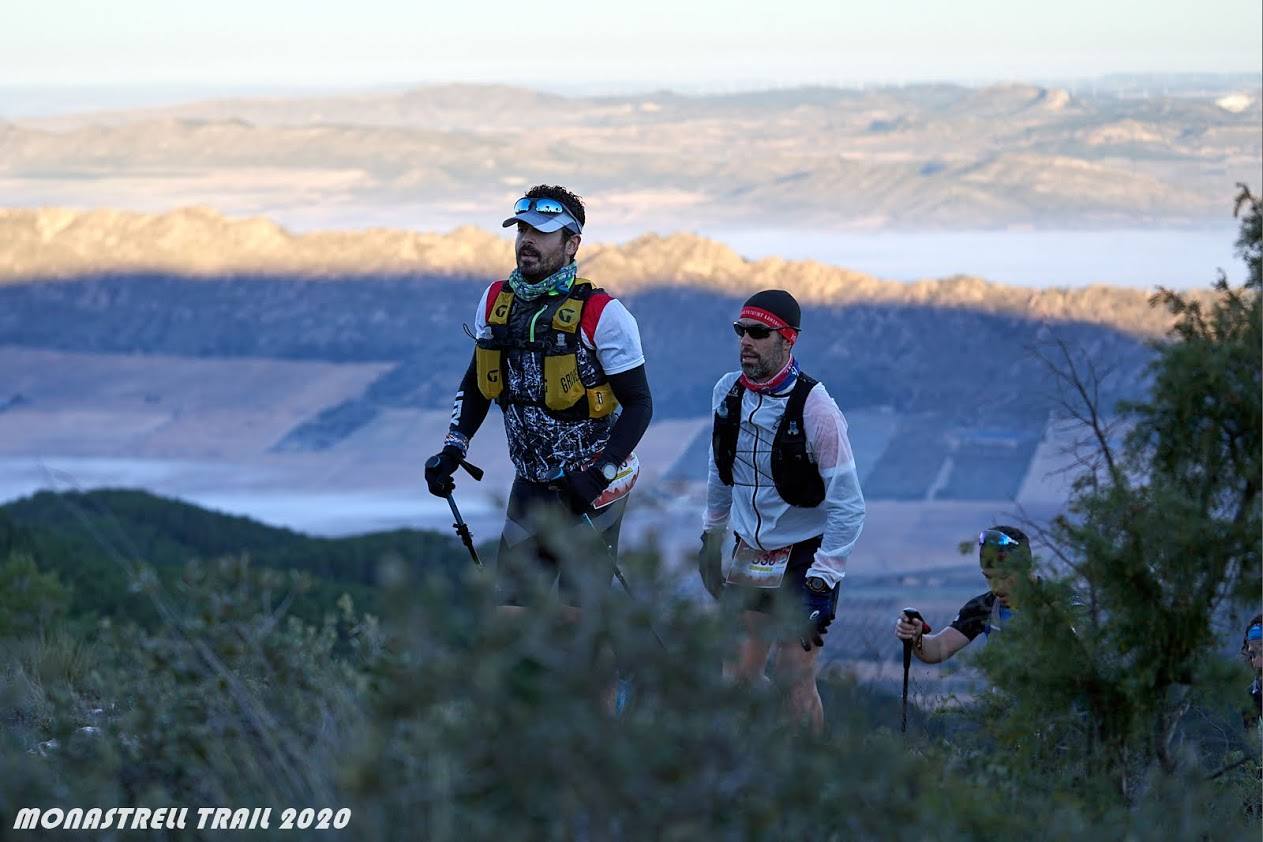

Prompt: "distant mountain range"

[3,81,1258,230]
[0,206,1168,433]
[4,78,1254,514]
[0,206,1207,338]
[5,204,1231,508]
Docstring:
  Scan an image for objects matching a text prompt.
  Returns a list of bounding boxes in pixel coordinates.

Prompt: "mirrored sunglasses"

[514,197,570,216]
[979,530,1022,548]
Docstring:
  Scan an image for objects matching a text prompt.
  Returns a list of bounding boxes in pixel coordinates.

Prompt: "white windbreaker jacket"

[704,370,865,588]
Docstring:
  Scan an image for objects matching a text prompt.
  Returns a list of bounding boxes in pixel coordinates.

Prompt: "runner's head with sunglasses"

[424,185,654,612]
[701,289,866,732]
[977,525,1033,609]
[894,526,1035,664]
[502,185,585,284]
[733,288,801,384]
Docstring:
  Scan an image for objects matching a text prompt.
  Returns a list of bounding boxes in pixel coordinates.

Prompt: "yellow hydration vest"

[475,279,618,419]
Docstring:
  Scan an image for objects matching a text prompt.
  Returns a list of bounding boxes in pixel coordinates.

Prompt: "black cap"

[742,289,801,330]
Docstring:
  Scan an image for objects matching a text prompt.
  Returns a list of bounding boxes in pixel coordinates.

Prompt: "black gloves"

[424,446,464,497]
[560,465,610,515]
[697,531,725,600]
[800,577,837,651]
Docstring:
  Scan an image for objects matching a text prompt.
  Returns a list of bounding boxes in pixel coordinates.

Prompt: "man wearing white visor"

[425,185,653,609]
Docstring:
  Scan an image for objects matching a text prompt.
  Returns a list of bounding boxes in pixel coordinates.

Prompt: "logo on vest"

[493,302,510,320]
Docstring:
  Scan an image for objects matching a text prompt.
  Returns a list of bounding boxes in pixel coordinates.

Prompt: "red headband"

[740,306,798,343]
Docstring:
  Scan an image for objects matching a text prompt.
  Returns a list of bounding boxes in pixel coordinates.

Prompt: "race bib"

[591,453,639,510]
[725,540,792,589]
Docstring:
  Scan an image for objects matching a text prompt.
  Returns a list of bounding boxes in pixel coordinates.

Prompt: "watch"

[804,575,831,594]
[600,461,620,482]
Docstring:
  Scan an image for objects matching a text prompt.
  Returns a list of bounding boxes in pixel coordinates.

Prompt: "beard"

[740,347,786,381]
[739,356,768,379]
[516,246,566,282]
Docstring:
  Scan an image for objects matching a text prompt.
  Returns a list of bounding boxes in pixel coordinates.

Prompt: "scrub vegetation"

[0,192,1258,839]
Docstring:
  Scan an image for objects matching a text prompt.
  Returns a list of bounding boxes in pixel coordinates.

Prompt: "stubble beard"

[740,347,787,382]
[516,247,567,283]
[739,357,767,379]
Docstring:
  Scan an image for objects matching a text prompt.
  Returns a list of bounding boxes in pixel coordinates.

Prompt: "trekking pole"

[900,608,924,734]
[581,512,668,652]
[445,492,482,567]
[425,455,485,567]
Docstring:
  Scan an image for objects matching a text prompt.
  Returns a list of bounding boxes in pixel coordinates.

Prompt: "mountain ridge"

[4,81,1257,230]
[0,205,1210,338]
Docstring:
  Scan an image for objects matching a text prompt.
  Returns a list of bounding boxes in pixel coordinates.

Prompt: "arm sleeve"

[703,375,736,533]
[446,285,497,450]
[601,364,652,465]
[803,386,866,588]
[448,352,491,447]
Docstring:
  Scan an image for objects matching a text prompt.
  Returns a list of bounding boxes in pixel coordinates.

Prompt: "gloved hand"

[424,446,464,498]
[697,531,725,600]
[560,465,610,515]
[800,576,837,651]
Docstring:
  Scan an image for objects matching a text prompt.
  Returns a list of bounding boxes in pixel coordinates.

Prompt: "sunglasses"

[732,322,785,340]
[514,197,571,216]
[979,530,1022,548]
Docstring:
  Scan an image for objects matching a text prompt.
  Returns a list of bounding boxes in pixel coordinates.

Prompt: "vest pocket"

[586,382,617,418]
[543,353,585,410]
[475,346,503,400]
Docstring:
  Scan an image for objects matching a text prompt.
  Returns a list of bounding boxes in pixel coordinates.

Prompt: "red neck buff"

[740,354,799,394]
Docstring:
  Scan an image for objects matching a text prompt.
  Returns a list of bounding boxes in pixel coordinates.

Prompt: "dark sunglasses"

[514,197,570,216]
[979,530,1022,548]
[732,322,785,340]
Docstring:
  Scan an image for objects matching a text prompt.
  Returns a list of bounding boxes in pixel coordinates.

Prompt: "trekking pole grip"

[901,608,924,664]
[900,607,922,734]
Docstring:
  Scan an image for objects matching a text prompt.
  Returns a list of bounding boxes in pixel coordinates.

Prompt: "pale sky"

[4,0,1260,90]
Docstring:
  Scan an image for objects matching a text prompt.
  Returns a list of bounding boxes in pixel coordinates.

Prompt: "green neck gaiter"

[508,261,577,301]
